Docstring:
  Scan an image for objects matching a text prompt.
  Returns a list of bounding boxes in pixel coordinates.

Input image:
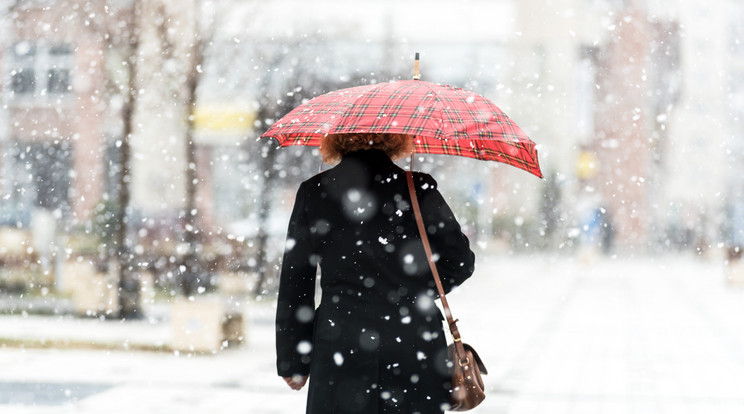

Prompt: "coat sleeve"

[415,173,475,293]
[275,182,318,377]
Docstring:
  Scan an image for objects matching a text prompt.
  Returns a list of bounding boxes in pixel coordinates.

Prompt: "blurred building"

[0,0,208,243]
[726,2,744,248]
[0,1,116,229]
[591,7,659,248]
[1,0,742,259]
[509,0,742,252]
[660,1,741,251]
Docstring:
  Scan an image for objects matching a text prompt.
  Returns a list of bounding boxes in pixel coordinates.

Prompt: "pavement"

[1,252,744,413]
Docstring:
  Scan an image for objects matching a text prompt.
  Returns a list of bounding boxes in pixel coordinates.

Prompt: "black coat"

[276,149,475,414]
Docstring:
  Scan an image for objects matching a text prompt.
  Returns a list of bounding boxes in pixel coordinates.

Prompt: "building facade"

[2,0,741,259]
[1,1,134,233]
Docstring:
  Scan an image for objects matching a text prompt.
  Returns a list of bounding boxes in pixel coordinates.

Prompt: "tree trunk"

[179,2,208,297]
[252,139,277,298]
[116,7,141,318]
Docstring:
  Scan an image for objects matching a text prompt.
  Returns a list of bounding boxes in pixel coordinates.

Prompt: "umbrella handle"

[413,52,421,80]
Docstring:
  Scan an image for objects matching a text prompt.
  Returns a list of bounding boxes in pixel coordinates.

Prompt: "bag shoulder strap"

[406,170,467,360]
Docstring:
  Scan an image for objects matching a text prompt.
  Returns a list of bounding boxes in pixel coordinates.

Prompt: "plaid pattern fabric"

[262,80,542,178]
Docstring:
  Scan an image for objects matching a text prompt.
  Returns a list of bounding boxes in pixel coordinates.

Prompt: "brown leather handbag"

[406,171,488,411]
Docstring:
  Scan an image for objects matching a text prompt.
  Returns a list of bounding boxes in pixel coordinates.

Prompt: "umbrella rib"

[416,80,448,145]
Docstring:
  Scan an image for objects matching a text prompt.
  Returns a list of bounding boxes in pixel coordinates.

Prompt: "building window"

[30,141,72,210]
[47,68,71,94]
[10,68,35,94]
[10,42,36,95]
[103,136,124,200]
[47,44,72,94]
[0,141,72,227]
[8,41,73,99]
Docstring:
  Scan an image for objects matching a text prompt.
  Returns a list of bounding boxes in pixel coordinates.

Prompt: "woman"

[276,133,475,414]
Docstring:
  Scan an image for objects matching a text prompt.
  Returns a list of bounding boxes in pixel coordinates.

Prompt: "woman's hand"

[283,375,309,390]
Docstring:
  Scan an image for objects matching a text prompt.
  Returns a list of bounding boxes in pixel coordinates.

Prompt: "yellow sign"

[576,151,598,179]
[192,105,255,133]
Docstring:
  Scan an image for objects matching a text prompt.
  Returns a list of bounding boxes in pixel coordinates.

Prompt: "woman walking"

[276,133,475,414]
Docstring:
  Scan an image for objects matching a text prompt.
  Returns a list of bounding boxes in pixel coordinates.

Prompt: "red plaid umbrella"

[261,79,542,178]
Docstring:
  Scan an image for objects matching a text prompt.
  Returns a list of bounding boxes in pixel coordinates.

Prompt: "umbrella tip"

[413,52,421,80]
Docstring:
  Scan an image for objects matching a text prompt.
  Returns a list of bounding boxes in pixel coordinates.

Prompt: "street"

[1,253,744,413]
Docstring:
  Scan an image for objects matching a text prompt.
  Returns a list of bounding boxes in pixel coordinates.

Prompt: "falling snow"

[1,0,743,413]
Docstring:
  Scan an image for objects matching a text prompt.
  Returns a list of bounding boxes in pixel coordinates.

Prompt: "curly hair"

[319,133,415,164]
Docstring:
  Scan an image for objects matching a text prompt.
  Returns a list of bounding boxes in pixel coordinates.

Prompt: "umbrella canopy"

[261,79,542,178]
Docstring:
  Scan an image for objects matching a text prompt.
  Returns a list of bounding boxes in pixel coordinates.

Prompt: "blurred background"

[0,0,743,413]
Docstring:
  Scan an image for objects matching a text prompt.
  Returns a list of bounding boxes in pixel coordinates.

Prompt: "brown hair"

[319,133,414,164]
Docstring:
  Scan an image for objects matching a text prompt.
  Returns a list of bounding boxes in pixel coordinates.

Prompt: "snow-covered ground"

[1,253,744,413]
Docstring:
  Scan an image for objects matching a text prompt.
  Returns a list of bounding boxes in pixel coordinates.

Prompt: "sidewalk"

[0,313,171,351]
[1,253,744,413]
[0,297,275,351]
[458,254,744,414]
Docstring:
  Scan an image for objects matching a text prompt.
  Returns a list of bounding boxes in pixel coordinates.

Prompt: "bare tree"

[115,1,142,319]
[179,0,215,296]
[88,0,142,319]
